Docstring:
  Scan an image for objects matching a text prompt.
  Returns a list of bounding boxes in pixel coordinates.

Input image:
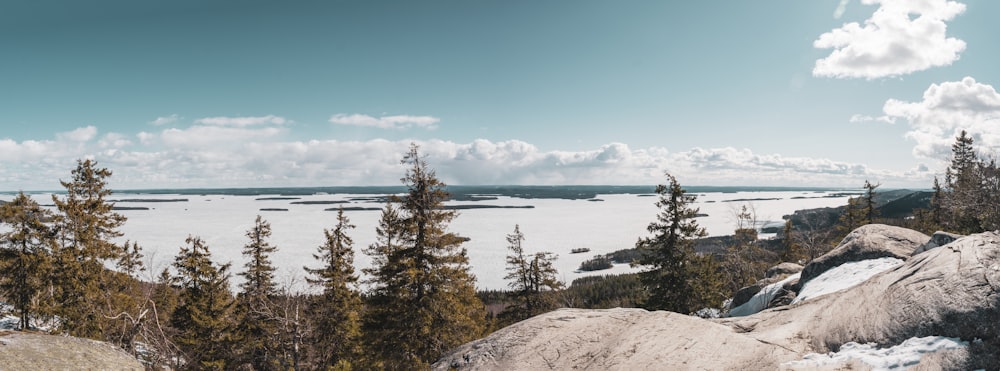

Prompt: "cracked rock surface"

[435,228,1000,370]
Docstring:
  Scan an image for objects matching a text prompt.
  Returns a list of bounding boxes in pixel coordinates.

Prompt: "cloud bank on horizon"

[0,119,929,191]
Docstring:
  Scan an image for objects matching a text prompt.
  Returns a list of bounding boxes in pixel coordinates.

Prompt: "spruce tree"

[943,130,986,233]
[234,216,280,370]
[634,173,716,313]
[502,224,562,322]
[861,180,880,224]
[0,192,55,330]
[50,159,132,339]
[171,236,235,370]
[363,144,486,368]
[304,208,363,369]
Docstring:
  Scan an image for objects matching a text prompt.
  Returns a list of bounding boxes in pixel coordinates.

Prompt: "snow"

[792,257,904,304]
[727,272,800,317]
[782,336,968,370]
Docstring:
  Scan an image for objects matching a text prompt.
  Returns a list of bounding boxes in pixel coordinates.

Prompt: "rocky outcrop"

[0,332,143,370]
[912,231,962,255]
[799,224,928,285]
[437,227,1000,370]
[765,262,803,279]
[433,308,799,370]
[731,263,803,310]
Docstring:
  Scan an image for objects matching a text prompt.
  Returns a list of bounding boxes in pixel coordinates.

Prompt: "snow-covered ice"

[792,257,904,304]
[8,190,851,290]
[782,336,968,370]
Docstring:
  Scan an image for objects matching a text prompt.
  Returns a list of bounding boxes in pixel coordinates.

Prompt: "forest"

[0,131,996,370]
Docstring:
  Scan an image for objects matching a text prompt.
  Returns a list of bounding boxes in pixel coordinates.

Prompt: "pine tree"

[861,180,880,224]
[234,216,280,370]
[633,173,716,313]
[943,130,984,233]
[171,236,235,370]
[304,208,363,369]
[363,144,486,368]
[502,225,562,322]
[50,159,132,339]
[780,220,802,263]
[0,192,55,330]
[835,196,864,240]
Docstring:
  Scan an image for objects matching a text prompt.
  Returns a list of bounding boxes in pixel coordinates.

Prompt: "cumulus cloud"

[194,115,289,127]
[56,126,98,142]
[0,128,928,190]
[329,114,440,129]
[813,0,966,79]
[150,114,180,126]
[876,76,1000,159]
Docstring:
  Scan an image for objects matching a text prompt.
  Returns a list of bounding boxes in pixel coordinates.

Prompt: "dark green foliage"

[861,180,880,224]
[50,159,138,341]
[304,208,363,369]
[502,225,562,322]
[0,192,55,330]
[634,173,721,313]
[234,215,280,370]
[578,255,614,271]
[171,236,234,370]
[362,144,486,369]
[562,274,645,309]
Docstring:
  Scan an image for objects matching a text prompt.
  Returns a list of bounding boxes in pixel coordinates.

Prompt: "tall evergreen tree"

[363,144,486,368]
[634,173,718,313]
[0,193,55,330]
[171,236,235,370]
[304,208,363,369]
[234,216,280,370]
[861,180,880,224]
[50,159,132,339]
[502,224,562,322]
[942,130,985,233]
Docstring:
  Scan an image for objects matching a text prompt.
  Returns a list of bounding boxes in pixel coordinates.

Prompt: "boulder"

[0,332,143,370]
[799,224,928,286]
[766,262,803,279]
[721,231,1000,369]
[433,308,799,370]
[912,231,962,255]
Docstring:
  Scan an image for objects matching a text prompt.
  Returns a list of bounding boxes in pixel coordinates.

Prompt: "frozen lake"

[11,189,852,291]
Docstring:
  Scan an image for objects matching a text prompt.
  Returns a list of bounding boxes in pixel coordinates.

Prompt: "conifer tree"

[0,193,55,330]
[304,208,363,369]
[861,180,880,224]
[171,236,235,370]
[363,144,485,368]
[234,216,280,370]
[835,196,863,240]
[50,159,132,339]
[780,220,802,263]
[942,130,986,233]
[502,225,562,322]
[634,173,717,313]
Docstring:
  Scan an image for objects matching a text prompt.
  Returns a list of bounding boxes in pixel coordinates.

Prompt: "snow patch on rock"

[728,272,800,317]
[782,336,968,370]
[792,257,903,304]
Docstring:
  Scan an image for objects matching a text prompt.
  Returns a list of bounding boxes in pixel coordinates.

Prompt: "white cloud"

[0,130,928,191]
[849,114,896,124]
[329,114,440,129]
[877,76,1000,159]
[813,0,966,79]
[150,114,180,126]
[194,115,289,127]
[56,126,98,142]
[834,0,851,19]
[160,125,285,149]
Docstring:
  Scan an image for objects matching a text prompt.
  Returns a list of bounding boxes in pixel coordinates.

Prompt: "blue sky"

[2,0,999,190]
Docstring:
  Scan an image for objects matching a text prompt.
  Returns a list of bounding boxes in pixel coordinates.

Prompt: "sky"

[2,0,1000,190]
